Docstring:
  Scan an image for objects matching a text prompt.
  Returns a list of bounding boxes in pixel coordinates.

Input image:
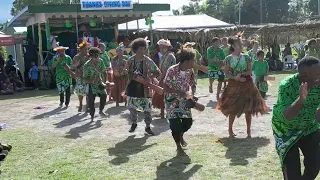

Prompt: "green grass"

[0,72,298,179]
[0,130,281,180]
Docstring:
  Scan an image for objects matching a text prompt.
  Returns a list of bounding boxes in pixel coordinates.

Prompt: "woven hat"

[157,39,171,47]
[184,42,196,47]
[53,46,69,51]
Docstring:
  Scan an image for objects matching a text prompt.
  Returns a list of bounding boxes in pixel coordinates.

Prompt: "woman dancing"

[52,46,73,107]
[111,43,128,107]
[126,38,161,135]
[217,36,268,138]
[72,42,90,112]
[83,47,108,121]
[152,39,176,119]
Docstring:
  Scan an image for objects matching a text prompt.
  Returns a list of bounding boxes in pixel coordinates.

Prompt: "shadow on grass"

[155,154,202,180]
[151,118,170,135]
[53,113,88,128]
[64,120,102,139]
[32,107,66,119]
[206,100,218,108]
[108,135,156,166]
[0,89,57,100]
[105,106,127,116]
[220,137,270,166]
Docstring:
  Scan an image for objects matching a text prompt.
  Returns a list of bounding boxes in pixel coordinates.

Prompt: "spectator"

[1,77,14,95]
[29,62,39,90]
[6,55,15,67]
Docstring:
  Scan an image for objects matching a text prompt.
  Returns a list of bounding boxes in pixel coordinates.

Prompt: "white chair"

[283,55,295,69]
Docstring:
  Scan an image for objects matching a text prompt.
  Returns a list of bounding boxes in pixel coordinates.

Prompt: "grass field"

[0,71,304,180]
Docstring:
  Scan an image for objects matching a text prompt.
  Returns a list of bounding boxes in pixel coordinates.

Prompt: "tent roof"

[7,3,170,27]
[118,14,233,30]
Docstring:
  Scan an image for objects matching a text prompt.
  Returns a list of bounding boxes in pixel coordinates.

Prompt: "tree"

[308,0,318,15]
[11,0,77,16]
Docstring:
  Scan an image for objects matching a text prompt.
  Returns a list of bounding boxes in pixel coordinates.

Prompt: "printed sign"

[80,0,133,10]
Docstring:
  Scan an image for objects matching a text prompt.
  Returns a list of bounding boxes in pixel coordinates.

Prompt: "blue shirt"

[29,65,39,80]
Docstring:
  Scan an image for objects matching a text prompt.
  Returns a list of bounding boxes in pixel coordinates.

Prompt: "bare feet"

[180,134,188,147]
[216,94,220,101]
[176,147,186,156]
[209,86,213,93]
[247,130,251,138]
[228,130,237,138]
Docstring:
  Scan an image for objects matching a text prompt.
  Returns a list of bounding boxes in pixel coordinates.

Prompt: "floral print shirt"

[83,59,107,95]
[52,55,72,86]
[163,64,196,119]
[272,74,320,166]
[224,54,252,76]
[159,52,176,77]
[111,56,128,77]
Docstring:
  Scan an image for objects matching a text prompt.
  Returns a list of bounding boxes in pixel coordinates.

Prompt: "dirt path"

[0,86,276,141]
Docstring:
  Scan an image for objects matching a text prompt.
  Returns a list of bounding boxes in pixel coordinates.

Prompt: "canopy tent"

[118,14,233,31]
[0,34,15,46]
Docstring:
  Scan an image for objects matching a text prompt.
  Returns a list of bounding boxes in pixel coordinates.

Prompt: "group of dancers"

[51,35,319,180]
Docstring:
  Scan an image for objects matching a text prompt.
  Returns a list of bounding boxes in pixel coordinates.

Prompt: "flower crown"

[78,41,90,49]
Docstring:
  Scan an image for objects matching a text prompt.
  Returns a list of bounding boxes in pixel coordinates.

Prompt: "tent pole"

[32,24,35,43]
[38,23,43,65]
[136,19,139,36]
[75,16,79,42]
[149,15,153,45]
[126,21,129,36]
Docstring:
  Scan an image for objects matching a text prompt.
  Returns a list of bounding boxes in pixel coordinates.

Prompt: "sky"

[0,0,190,24]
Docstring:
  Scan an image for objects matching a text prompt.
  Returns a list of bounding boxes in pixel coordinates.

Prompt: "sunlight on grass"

[0,130,282,179]
[197,71,297,97]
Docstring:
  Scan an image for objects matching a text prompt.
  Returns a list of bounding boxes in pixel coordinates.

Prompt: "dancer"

[252,50,269,98]
[221,37,230,56]
[152,39,176,119]
[83,47,108,121]
[111,43,128,107]
[207,37,226,100]
[183,42,202,95]
[163,47,196,154]
[52,46,72,107]
[72,42,90,112]
[126,38,161,135]
[217,36,268,138]
[272,56,320,180]
[247,40,259,62]
[305,39,318,58]
[98,43,111,69]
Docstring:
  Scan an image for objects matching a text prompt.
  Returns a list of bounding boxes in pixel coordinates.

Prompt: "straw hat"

[157,39,171,47]
[184,42,196,47]
[53,46,69,51]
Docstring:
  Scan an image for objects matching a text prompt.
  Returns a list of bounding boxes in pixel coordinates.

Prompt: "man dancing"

[272,56,320,180]
[163,47,196,155]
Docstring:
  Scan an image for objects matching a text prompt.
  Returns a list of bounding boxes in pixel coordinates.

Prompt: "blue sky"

[1,0,14,23]
[0,0,190,24]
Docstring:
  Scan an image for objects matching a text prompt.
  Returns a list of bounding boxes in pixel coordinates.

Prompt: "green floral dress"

[52,55,72,94]
[224,54,251,76]
[83,59,107,95]
[99,52,111,69]
[272,74,320,167]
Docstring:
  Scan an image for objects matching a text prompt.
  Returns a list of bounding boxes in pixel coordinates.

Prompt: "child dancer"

[252,50,269,98]
[163,47,196,154]
[207,37,226,100]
